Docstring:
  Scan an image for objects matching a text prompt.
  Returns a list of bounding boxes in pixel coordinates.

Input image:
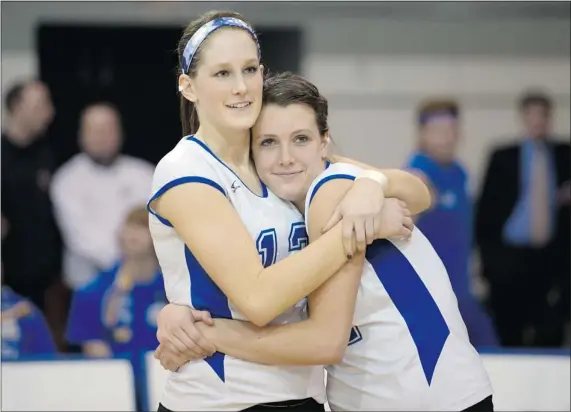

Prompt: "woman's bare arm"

[329,155,432,214]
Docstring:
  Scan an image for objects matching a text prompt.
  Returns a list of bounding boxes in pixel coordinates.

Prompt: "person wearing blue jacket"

[406,98,498,348]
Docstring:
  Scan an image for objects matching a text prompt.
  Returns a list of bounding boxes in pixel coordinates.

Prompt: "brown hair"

[4,79,45,114]
[177,10,257,136]
[5,82,27,114]
[417,98,460,127]
[518,90,552,112]
[262,71,329,136]
[124,206,149,230]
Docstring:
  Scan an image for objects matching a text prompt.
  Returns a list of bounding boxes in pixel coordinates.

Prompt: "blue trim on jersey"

[185,246,231,382]
[186,136,269,198]
[146,176,226,227]
[308,174,356,206]
[366,240,450,385]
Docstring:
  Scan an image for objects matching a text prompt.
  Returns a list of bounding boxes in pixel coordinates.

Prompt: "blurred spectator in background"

[1,263,57,360]
[406,98,499,349]
[476,90,570,347]
[1,80,65,349]
[51,102,154,291]
[65,206,166,407]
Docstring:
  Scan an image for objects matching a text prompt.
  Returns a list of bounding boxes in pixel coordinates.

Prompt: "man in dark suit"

[476,90,570,347]
[1,80,65,350]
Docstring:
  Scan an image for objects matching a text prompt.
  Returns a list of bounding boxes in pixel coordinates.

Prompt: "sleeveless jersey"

[406,152,473,298]
[147,136,325,411]
[304,163,492,411]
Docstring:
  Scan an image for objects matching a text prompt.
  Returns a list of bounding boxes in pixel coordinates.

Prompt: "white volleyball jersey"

[147,136,325,411]
[305,163,492,411]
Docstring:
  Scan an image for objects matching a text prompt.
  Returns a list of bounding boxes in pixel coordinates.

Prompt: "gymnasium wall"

[1,2,570,189]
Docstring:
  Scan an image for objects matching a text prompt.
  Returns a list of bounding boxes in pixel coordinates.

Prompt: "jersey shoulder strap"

[304,162,363,222]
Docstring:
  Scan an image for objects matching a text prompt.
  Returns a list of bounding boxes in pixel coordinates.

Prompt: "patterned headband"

[181,17,260,74]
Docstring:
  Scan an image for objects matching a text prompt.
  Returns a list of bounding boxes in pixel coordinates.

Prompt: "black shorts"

[462,395,494,412]
[158,398,324,412]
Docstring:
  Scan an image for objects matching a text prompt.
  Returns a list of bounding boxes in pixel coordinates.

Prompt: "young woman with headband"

[148,10,430,411]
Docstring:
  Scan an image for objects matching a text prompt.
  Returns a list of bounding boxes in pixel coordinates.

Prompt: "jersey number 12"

[256,223,308,267]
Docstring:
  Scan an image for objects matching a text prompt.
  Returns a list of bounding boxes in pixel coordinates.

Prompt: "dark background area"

[38,23,302,166]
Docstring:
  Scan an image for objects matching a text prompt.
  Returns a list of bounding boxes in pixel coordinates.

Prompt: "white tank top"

[305,163,493,411]
[148,137,326,411]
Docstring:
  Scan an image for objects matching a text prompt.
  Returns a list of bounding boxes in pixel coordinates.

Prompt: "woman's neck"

[293,198,306,215]
[195,123,251,167]
[293,161,328,215]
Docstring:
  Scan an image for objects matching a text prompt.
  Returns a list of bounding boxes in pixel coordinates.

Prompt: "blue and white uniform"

[66,262,166,406]
[1,286,56,359]
[406,152,498,348]
[305,163,492,411]
[147,136,325,411]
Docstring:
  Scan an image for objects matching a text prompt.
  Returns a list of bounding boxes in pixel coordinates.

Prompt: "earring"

[178,85,184,92]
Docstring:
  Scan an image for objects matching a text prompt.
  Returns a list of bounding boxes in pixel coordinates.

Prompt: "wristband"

[356,170,389,192]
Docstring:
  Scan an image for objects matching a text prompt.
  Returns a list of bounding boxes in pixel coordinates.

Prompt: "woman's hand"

[322,177,386,255]
[376,198,414,240]
[154,304,217,371]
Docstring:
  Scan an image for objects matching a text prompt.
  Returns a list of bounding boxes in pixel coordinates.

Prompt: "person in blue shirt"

[1,263,57,359]
[66,206,166,407]
[406,99,498,348]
